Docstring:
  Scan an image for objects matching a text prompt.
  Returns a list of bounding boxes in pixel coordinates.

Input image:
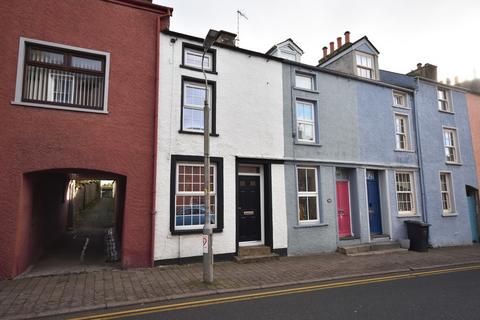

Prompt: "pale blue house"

[271,32,477,255]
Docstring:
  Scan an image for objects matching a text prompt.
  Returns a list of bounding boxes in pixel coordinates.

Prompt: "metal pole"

[201,50,214,283]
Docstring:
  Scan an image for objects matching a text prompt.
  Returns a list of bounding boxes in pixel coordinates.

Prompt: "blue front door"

[467,192,479,242]
[367,170,382,234]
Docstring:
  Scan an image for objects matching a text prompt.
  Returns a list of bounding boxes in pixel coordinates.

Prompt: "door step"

[337,241,408,256]
[234,245,279,263]
[370,234,390,242]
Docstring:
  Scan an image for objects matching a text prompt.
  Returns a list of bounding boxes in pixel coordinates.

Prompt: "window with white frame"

[440,172,455,214]
[295,73,315,90]
[296,100,316,142]
[175,163,216,230]
[355,52,374,79]
[395,172,416,215]
[184,48,212,71]
[14,38,109,112]
[182,79,213,132]
[437,88,452,112]
[394,114,410,150]
[297,167,319,223]
[443,128,459,163]
[393,91,407,108]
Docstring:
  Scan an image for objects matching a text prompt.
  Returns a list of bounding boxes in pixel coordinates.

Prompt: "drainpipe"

[150,10,172,267]
[413,77,428,224]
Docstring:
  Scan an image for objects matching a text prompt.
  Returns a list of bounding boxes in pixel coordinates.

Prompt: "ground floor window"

[175,163,216,229]
[395,171,416,215]
[170,155,224,234]
[297,167,319,223]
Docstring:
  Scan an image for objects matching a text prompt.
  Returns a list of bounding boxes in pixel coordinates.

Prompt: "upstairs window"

[184,48,212,71]
[437,88,452,112]
[393,91,407,108]
[295,73,315,90]
[15,38,109,113]
[182,43,216,73]
[443,128,459,163]
[355,52,374,79]
[394,114,410,151]
[296,100,316,143]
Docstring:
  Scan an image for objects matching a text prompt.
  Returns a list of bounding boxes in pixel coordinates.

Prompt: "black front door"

[238,176,261,242]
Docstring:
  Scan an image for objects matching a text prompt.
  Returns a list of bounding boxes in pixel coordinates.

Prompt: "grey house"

[272,33,424,255]
[382,64,478,247]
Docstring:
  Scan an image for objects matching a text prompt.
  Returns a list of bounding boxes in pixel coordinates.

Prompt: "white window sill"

[397,214,420,218]
[445,161,462,166]
[294,223,328,229]
[392,104,410,110]
[295,140,322,147]
[438,109,455,115]
[442,212,458,217]
[293,87,319,94]
[394,149,415,153]
[11,101,108,114]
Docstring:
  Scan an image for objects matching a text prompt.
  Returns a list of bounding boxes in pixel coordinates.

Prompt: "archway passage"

[19,169,126,277]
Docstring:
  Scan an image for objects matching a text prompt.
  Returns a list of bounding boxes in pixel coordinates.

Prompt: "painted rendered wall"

[282,62,421,254]
[323,51,355,75]
[415,81,477,246]
[284,164,338,254]
[155,33,286,260]
[0,0,170,278]
[271,164,289,249]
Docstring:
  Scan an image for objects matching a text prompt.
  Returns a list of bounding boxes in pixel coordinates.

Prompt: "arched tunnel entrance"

[19,169,126,277]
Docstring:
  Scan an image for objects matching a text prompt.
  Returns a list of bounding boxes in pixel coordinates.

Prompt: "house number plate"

[243,210,254,216]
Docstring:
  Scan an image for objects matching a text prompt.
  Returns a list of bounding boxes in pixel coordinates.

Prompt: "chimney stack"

[454,76,459,85]
[344,31,350,44]
[329,41,335,54]
[337,37,342,49]
[322,46,328,57]
[407,63,438,81]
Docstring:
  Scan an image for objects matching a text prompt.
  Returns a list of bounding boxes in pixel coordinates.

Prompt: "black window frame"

[170,155,224,235]
[179,75,218,136]
[181,42,217,74]
[22,42,107,111]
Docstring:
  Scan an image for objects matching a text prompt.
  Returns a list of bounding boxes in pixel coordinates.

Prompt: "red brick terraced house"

[0,0,172,279]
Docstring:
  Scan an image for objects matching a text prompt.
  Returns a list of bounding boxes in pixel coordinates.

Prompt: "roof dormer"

[318,31,380,80]
[266,38,304,62]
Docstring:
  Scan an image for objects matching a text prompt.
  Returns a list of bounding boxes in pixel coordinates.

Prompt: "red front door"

[336,180,352,238]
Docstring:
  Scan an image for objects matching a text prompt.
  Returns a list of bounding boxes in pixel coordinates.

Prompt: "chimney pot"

[344,31,350,44]
[329,41,335,54]
[322,46,328,58]
[337,37,342,48]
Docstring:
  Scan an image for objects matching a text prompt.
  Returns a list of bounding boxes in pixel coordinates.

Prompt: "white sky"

[156,0,479,82]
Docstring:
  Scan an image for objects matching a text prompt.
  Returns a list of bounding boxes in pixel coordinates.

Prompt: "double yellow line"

[70,264,480,320]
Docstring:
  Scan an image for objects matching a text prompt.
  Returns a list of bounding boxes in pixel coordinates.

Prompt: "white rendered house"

[154,30,288,262]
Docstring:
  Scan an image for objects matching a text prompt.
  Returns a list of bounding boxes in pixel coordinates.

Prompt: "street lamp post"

[201,29,219,284]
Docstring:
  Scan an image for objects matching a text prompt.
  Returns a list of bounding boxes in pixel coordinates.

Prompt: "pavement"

[0,245,479,320]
